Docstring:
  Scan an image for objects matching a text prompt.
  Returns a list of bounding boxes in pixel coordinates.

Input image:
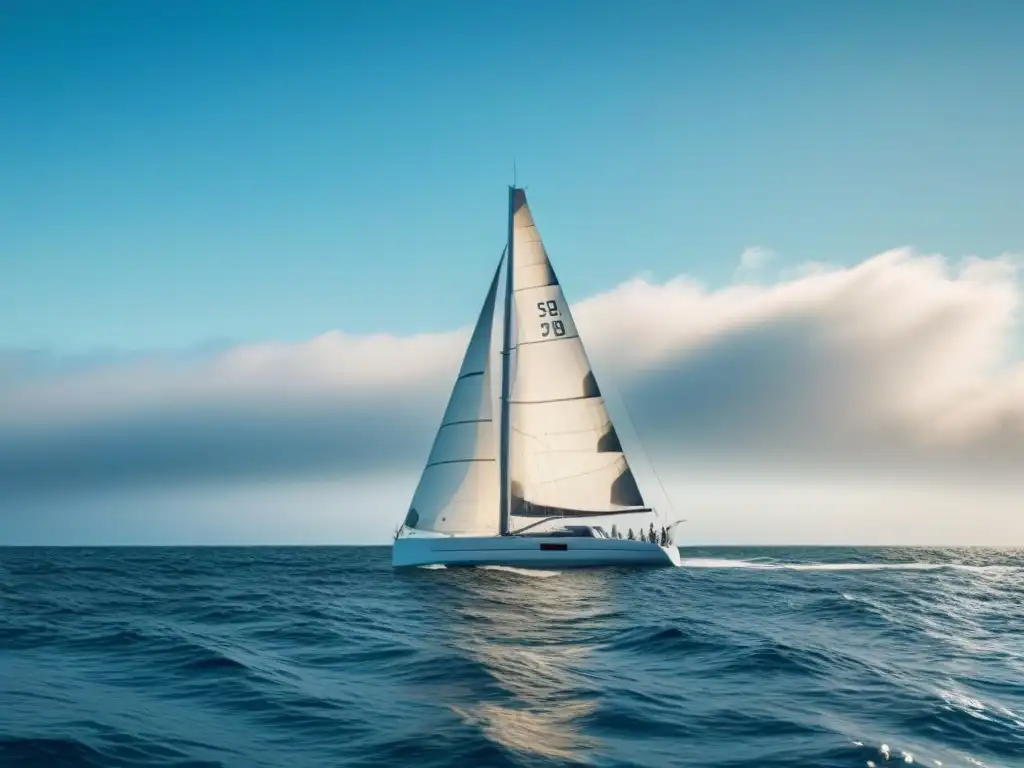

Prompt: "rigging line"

[599,365,677,526]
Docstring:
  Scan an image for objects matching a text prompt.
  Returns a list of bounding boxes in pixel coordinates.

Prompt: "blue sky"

[3,0,1021,351]
[2,1,1024,545]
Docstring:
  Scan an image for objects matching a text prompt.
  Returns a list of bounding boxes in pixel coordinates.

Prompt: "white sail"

[506,189,647,521]
[404,258,503,535]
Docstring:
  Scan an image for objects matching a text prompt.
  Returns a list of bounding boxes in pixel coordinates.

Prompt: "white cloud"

[2,247,1023,507]
[734,245,775,281]
[575,247,1024,478]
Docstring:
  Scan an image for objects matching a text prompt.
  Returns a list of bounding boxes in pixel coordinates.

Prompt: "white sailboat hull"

[392,535,682,569]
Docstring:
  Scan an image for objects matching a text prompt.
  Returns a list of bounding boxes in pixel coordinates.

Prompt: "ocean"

[0,547,1021,768]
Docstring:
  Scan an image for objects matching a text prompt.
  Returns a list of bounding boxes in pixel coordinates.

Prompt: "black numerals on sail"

[537,300,560,318]
[537,300,566,338]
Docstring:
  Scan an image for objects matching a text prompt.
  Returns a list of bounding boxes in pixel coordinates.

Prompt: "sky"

[2,0,1023,545]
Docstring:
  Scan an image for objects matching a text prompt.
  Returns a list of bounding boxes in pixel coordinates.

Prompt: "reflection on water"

[440,568,616,763]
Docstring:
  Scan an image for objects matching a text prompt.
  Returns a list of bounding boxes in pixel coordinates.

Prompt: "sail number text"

[537,300,566,338]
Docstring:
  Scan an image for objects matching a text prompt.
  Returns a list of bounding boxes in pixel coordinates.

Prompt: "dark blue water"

[1,547,1021,768]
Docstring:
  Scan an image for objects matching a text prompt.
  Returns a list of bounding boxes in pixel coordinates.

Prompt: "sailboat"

[391,187,682,568]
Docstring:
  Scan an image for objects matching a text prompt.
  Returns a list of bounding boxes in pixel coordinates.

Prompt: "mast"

[498,185,516,535]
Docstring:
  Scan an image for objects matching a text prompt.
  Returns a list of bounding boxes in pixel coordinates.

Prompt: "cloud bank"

[2,247,1022,502]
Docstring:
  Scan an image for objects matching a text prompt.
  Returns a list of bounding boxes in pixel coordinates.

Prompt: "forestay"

[507,190,647,521]
[404,258,503,535]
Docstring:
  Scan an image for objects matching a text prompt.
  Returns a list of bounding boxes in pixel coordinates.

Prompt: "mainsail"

[505,189,648,524]
[403,258,503,535]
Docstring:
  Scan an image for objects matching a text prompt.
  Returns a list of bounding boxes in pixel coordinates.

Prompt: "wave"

[416,563,562,578]
[476,565,562,578]
[679,558,1020,572]
[1,545,1019,768]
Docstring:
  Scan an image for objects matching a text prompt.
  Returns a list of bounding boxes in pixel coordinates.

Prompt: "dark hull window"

[540,543,568,551]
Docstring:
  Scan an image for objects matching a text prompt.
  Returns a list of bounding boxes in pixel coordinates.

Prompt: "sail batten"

[508,395,597,405]
[438,418,492,427]
[425,457,495,468]
[513,505,653,519]
[515,335,581,347]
